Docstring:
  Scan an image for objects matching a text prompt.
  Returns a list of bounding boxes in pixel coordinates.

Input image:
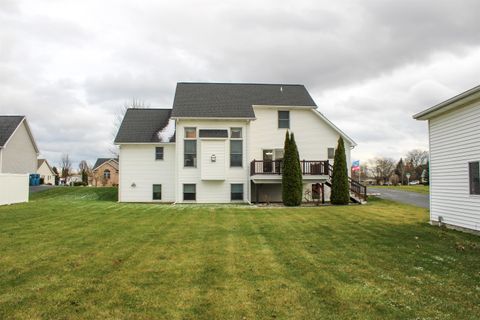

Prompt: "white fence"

[0,174,29,206]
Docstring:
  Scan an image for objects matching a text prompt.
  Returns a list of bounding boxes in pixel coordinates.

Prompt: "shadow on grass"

[31,187,118,202]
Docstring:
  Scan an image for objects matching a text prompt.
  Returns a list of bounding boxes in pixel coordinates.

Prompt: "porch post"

[321,183,325,204]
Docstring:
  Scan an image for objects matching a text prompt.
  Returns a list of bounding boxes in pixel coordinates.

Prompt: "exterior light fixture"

[131,182,136,188]
[211,154,216,162]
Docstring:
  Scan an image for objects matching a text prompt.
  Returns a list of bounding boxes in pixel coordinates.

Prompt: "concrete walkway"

[368,187,429,208]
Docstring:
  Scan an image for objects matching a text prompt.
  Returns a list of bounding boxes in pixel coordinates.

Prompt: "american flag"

[352,160,360,171]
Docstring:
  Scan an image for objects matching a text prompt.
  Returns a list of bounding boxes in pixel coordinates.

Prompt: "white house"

[0,116,39,174]
[115,83,364,204]
[37,159,56,185]
[414,85,480,234]
[0,115,39,205]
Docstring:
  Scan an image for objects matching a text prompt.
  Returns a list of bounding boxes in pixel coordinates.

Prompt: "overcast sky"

[2,0,480,168]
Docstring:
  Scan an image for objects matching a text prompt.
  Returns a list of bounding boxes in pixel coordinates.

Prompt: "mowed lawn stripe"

[0,188,479,319]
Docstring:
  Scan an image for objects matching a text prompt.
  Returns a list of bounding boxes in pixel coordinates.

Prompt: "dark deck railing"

[250,160,367,201]
[250,160,330,176]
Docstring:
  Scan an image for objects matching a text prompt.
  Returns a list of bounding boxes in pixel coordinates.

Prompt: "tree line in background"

[354,149,429,185]
[50,154,93,186]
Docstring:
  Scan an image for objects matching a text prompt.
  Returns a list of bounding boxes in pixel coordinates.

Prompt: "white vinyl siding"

[429,101,480,232]
[119,144,175,202]
[1,122,37,174]
[175,119,249,203]
[201,140,226,180]
[249,107,352,175]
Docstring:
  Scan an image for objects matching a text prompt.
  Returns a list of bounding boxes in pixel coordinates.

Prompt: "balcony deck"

[250,160,330,176]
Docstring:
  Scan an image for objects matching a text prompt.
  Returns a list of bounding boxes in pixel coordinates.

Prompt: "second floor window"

[278,111,290,128]
[184,128,197,167]
[155,147,164,160]
[103,169,111,179]
[230,128,242,167]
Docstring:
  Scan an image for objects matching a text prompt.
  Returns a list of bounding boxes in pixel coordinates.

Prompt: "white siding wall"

[37,162,55,184]
[201,140,226,180]
[429,101,480,231]
[249,107,352,167]
[176,119,249,203]
[249,107,351,202]
[1,122,37,174]
[0,174,29,205]
[119,144,176,202]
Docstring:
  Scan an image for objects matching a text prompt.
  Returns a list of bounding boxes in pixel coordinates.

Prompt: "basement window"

[469,161,480,195]
[183,184,196,201]
[231,184,244,201]
[153,184,162,200]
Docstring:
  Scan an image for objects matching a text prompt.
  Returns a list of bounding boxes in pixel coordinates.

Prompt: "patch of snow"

[157,118,175,142]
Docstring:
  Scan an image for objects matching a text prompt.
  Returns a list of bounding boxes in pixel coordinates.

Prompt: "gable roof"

[37,159,56,175]
[114,108,175,144]
[0,115,39,153]
[0,116,25,147]
[171,82,317,118]
[413,84,480,120]
[93,158,118,170]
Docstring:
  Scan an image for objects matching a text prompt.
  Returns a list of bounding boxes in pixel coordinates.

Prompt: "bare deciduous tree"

[60,154,72,179]
[78,160,92,185]
[110,99,149,156]
[405,149,429,180]
[368,157,395,184]
[406,149,429,168]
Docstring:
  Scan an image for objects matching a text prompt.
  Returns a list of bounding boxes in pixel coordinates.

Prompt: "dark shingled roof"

[0,116,24,147]
[93,158,118,170]
[171,82,317,118]
[114,109,174,143]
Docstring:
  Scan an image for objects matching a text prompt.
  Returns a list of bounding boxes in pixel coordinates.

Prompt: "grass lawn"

[374,185,430,194]
[0,188,479,319]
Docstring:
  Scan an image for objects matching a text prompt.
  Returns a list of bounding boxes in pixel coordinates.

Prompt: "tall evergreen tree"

[395,158,405,185]
[290,133,303,204]
[282,132,303,206]
[330,137,350,205]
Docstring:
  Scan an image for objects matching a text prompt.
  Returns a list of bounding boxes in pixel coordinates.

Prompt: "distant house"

[0,116,39,174]
[414,85,480,234]
[92,158,119,187]
[37,159,56,185]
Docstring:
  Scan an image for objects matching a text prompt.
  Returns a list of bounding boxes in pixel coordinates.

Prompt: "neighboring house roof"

[114,108,175,144]
[0,115,40,153]
[93,158,118,171]
[37,159,56,175]
[0,116,23,146]
[414,84,480,120]
[171,82,317,118]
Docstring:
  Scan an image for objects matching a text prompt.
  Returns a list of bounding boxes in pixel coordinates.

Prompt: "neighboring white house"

[0,116,39,174]
[0,115,39,205]
[414,85,480,234]
[115,82,363,204]
[37,159,56,185]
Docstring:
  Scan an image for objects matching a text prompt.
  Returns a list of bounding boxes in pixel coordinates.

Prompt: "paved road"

[29,185,55,193]
[368,187,429,208]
